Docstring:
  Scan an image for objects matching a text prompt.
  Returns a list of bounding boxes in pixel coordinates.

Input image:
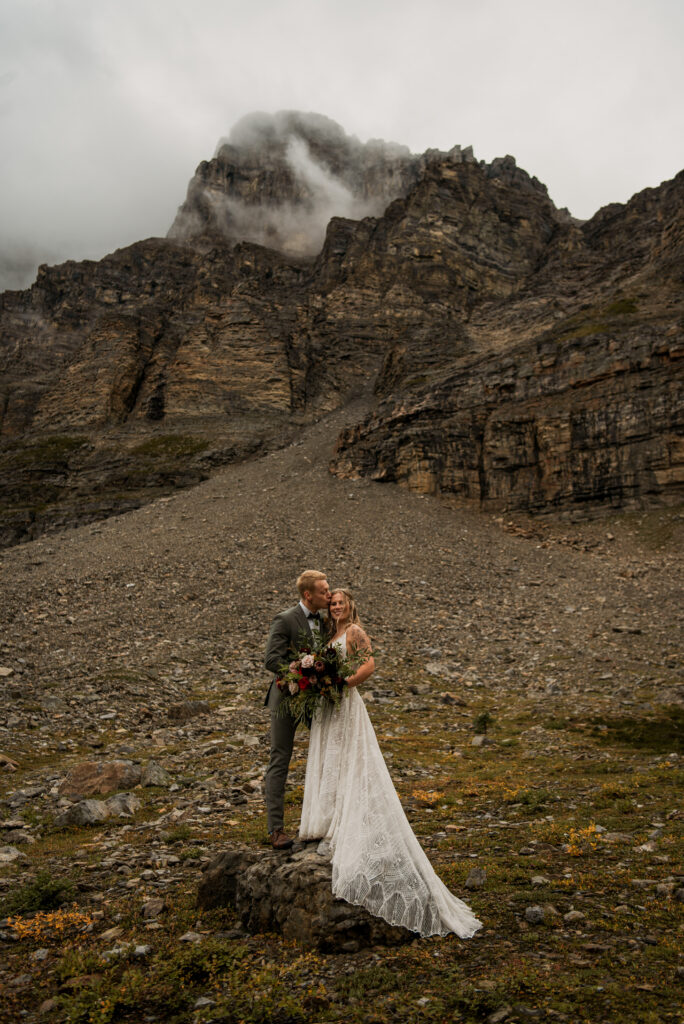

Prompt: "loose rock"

[55,800,110,827]
[198,845,414,952]
[465,867,487,889]
[58,761,142,799]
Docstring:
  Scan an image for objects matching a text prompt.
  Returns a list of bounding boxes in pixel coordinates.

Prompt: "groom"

[263,569,331,849]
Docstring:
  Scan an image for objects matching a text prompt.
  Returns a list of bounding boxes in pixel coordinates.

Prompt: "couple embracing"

[264,569,482,939]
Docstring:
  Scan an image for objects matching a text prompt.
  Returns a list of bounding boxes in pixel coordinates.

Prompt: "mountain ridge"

[0,112,682,547]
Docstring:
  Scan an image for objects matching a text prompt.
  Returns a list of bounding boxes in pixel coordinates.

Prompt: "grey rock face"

[168,701,211,723]
[465,867,487,889]
[197,844,414,952]
[140,761,173,787]
[168,111,420,258]
[104,793,141,817]
[0,845,26,864]
[141,898,166,920]
[55,799,110,827]
[2,139,682,548]
[58,760,142,799]
[524,905,545,925]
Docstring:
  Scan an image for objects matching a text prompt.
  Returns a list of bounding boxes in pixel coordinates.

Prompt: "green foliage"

[178,846,202,861]
[590,706,684,752]
[423,976,501,1020]
[336,963,408,998]
[55,947,103,984]
[165,823,193,843]
[0,869,76,915]
[0,435,87,471]
[131,435,208,460]
[546,706,684,752]
[56,942,322,1024]
[516,787,551,811]
[603,298,638,316]
[473,710,494,734]
[284,784,304,806]
[552,295,639,344]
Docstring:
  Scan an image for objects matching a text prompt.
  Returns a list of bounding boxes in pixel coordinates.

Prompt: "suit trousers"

[264,682,297,833]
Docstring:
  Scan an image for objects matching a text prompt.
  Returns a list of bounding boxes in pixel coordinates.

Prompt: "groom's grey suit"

[264,604,326,833]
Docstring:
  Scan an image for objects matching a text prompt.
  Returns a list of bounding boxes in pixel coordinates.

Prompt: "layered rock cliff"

[0,112,682,545]
[330,167,684,509]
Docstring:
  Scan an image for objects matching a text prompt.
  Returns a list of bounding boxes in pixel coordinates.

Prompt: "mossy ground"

[549,295,642,345]
[2,687,682,1024]
[0,433,211,547]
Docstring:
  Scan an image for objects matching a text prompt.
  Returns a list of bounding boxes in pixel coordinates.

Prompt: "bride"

[299,588,482,939]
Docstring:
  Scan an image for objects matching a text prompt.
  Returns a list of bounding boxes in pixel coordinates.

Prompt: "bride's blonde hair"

[330,588,363,632]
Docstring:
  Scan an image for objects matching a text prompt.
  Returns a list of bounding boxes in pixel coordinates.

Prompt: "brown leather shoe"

[270,828,294,850]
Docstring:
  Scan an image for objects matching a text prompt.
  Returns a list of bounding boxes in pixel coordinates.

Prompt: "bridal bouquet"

[276,630,363,728]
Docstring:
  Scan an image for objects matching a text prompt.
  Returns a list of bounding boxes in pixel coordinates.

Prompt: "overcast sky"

[1,0,683,289]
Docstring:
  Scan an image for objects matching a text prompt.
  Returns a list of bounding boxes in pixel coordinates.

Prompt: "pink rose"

[301,654,315,669]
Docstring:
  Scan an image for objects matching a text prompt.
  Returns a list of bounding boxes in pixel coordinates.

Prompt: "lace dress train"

[299,638,482,939]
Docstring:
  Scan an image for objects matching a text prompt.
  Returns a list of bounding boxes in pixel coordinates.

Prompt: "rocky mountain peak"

[168,110,421,259]
[0,114,682,546]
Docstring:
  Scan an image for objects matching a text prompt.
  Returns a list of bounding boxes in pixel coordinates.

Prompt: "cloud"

[171,111,411,258]
[0,0,682,289]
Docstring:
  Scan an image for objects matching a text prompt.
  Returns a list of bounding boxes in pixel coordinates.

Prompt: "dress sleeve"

[347,623,372,655]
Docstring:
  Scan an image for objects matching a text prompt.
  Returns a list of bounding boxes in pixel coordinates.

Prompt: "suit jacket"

[264,604,329,708]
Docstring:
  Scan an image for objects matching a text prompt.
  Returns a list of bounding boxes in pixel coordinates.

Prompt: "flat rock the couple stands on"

[197,843,415,953]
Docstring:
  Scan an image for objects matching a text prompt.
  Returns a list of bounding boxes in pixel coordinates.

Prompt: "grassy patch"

[53,940,327,1024]
[603,298,638,316]
[0,435,88,471]
[0,869,76,916]
[551,295,640,344]
[131,435,209,460]
[545,705,684,753]
[165,823,193,843]
[3,675,684,1024]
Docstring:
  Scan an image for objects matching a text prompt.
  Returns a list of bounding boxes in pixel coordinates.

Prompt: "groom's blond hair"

[297,569,327,599]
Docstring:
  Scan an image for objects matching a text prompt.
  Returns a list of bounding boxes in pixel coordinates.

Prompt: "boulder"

[104,793,141,817]
[55,799,110,827]
[141,898,166,920]
[465,867,487,889]
[58,760,141,799]
[1,128,681,549]
[197,845,414,952]
[0,845,26,864]
[168,701,210,723]
[140,761,173,787]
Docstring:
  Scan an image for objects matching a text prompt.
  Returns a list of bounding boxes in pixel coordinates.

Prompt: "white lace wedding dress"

[299,633,482,938]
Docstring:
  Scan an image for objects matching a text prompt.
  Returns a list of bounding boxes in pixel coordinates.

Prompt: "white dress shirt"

[299,600,321,633]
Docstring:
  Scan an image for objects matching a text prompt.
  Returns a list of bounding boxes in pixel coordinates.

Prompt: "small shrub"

[603,298,638,316]
[8,905,93,942]
[0,870,76,915]
[132,435,208,460]
[179,847,202,862]
[412,789,445,808]
[473,711,494,735]
[516,787,552,811]
[166,824,192,843]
